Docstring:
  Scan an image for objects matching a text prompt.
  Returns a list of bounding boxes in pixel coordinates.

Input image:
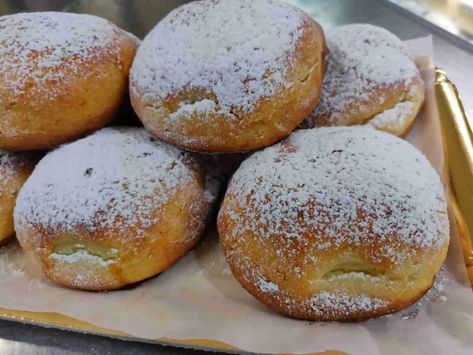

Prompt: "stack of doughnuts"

[0,11,138,258]
[1,0,448,322]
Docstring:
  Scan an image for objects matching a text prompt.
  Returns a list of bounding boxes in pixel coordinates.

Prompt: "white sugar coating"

[309,291,388,316]
[0,12,135,99]
[368,101,415,131]
[324,271,383,283]
[304,24,420,126]
[168,99,217,122]
[49,250,115,267]
[130,0,306,115]
[327,24,415,83]
[14,127,214,236]
[257,278,279,293]
[226,126,449,262]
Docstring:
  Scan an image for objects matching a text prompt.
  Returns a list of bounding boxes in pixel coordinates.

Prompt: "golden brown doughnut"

[0,150,39,246]
[218,126,449,321]
[300,24,424,137]
[14,127,219,291]
[0,12,139,150]
[130,0,326,153]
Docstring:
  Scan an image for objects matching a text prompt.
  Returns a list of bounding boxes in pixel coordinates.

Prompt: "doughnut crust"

[218,126,449,321]
[130,0,326,153]
[14,127,219,291]
[0,12,139,150]
[300,24,424,137]
[0,151,39,245]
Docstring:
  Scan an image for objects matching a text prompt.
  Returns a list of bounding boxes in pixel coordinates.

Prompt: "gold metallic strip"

[0,308,345,354]
[435,68,473,286]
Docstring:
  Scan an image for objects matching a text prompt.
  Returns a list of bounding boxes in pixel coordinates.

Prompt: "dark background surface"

[0,1,472,354]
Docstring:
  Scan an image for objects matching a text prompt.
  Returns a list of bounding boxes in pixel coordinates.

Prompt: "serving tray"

[0,34,472,353]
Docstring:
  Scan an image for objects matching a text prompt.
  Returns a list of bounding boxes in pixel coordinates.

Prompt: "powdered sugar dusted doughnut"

[0,150,40,246]
[14,127,219,291]
[130,0,326,153]
[218,126,449,321]
[0,12,138,150]
[300,24,424,137]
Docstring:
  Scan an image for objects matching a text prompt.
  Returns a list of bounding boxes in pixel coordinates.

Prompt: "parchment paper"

[0,37,472,355]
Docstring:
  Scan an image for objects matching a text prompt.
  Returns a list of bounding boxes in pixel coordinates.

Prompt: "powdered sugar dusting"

[257,278,279,293]
[0,12,131,99]
[225,126,449,263]
[50,250,116,267]
[303,24,420,127]
[131,0,306,116]
[168,99,217,122]
[368,101,416,131]
[14,127,212,237]
[309,291,388,316]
